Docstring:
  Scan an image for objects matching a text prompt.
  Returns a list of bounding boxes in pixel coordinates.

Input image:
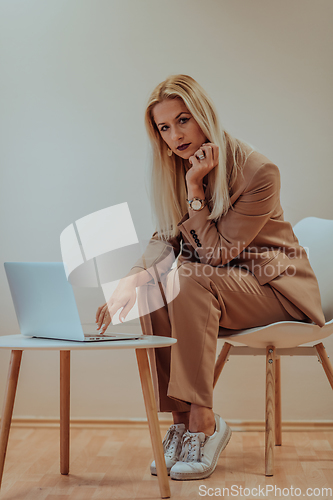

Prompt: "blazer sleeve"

[178,162,281,267]
[126,231,182,285]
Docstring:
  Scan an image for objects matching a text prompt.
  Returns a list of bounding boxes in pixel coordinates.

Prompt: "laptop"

[4,262,141,342]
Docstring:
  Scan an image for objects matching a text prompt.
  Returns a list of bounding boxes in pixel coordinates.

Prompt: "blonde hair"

[145,74,252,240]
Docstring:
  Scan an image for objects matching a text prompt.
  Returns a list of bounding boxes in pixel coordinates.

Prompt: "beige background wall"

[0,0,332,423]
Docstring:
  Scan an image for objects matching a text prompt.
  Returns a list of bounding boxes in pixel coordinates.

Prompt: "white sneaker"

[170,414,231,480]
[150,423,186,476]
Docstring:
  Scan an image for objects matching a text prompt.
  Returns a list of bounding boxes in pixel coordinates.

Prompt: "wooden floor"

[0,425,332,500]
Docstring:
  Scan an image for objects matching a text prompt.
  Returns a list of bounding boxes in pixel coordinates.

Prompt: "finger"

[201,145,213,162]
[100,314,111,333]
[103,301,123,329]
[194,148,205,160]
[96,305,108,329]
[201,142,216,151]
[210,144,219,164]
[99,307,112,332]
[95,304,106,322]
[100,300,123,332]
[202,143,219,164]
[119,295,136,323]
[96,307,105,327]
[189,154,200,166]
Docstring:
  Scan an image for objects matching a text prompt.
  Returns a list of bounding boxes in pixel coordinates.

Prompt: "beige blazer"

[129,149,325,327]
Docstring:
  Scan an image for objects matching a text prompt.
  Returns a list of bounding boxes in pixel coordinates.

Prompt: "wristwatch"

[186,197,207,211]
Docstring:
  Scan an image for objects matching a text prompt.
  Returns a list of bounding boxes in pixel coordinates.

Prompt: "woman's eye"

[159,117,189,132]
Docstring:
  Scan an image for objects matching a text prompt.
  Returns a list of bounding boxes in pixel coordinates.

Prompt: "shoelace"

[162,425,182,458]
[179,431,204,463]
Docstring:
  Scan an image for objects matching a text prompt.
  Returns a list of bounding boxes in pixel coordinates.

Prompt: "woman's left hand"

[185,142,219,187]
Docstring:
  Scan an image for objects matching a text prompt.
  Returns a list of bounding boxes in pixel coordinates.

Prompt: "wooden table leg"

[136,348,170,499]
[0,350,22,488]
[60,350,70,475]
[265,345,275,476]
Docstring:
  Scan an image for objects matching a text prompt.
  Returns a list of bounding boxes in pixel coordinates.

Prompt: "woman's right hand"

[95,277,137,334]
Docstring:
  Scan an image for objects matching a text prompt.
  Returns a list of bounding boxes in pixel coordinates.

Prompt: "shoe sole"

[170,424,232,481]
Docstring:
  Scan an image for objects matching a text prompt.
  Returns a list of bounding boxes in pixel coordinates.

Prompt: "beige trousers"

[137,261,308,413]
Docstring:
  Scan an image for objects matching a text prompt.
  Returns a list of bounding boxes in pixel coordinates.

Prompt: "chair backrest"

[293,217,333,322]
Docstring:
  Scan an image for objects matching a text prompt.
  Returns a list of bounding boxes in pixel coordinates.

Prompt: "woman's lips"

[177,143,191,151]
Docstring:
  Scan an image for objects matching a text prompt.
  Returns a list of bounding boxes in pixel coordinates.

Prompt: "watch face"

[191,199,202,210]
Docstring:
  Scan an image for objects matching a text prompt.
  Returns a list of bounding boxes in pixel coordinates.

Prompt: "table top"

[0,334,177,351]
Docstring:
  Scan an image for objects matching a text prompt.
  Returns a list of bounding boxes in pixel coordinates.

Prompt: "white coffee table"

[0,334,177,499]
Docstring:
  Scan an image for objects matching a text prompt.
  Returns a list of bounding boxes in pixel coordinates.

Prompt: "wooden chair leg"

[136,348,170,499]
[275,357,282,446]
[0,350,23,488]
[265,345,275,476]
[315,343,333,390]
[60,351,70,475]
[213,342,232,388]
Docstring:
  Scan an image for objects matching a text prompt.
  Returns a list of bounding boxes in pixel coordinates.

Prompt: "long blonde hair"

[145,74,252,240]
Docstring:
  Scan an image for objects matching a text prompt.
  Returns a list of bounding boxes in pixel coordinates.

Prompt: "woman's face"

[153,98,207,161]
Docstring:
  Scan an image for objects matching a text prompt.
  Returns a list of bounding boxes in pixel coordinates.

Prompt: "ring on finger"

[196,149,205,160]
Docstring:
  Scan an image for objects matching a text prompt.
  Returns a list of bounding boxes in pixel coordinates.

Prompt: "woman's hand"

[185,142,219,187]
[95,277,137,334]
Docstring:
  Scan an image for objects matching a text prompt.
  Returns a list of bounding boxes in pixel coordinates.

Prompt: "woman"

[96,75,325,481]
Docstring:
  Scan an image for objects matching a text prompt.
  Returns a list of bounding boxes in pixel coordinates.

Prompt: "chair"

[213,217,333,476]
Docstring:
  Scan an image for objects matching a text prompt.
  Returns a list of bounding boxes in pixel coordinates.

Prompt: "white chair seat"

[218,318,333,349]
